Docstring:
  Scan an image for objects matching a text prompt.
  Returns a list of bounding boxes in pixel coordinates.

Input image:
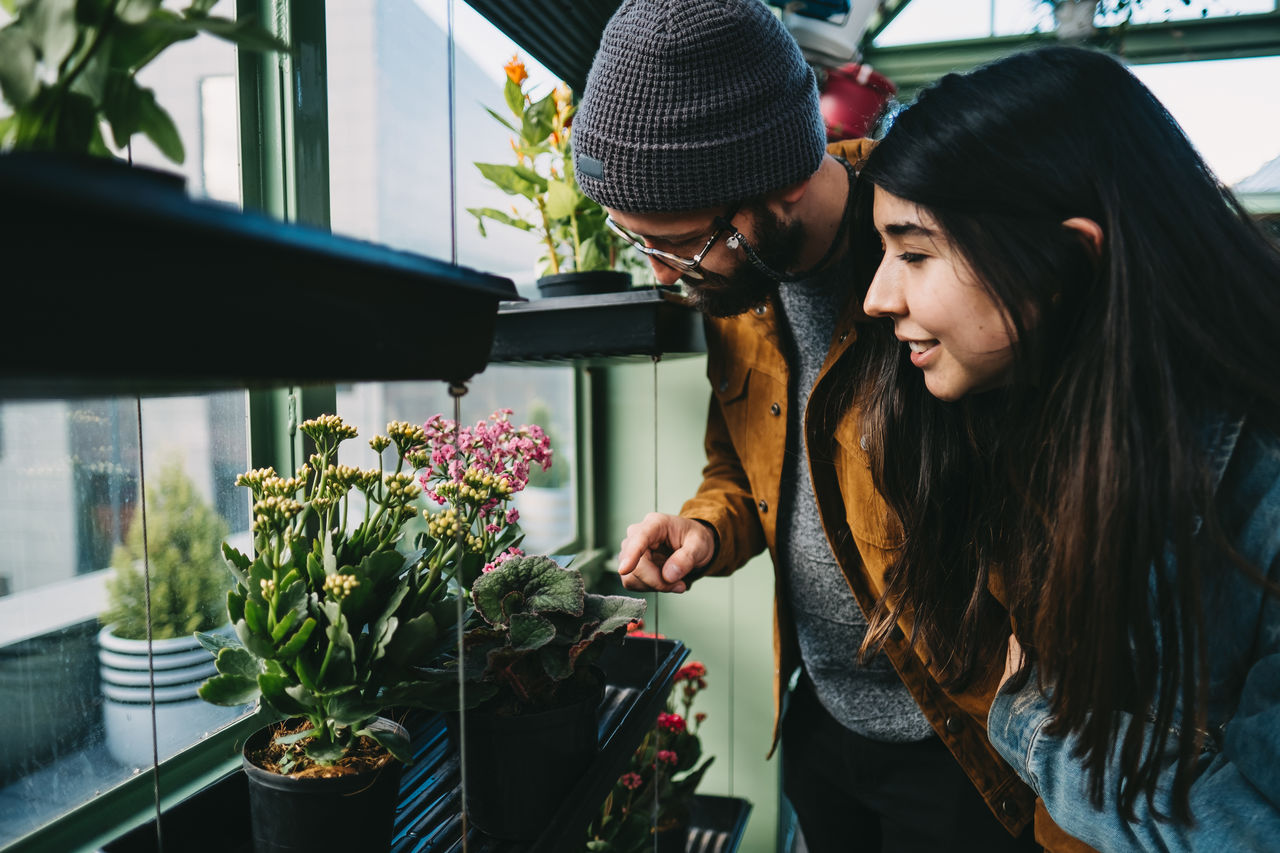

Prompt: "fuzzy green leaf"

[472,555,584,627]
[195,629,241,656]
[508,612,555,651]
[259,671,312,716]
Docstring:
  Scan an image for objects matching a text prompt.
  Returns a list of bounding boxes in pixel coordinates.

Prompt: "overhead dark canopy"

[465,0,623,95]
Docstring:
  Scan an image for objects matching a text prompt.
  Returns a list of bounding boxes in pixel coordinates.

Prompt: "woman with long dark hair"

[852,45,1280,850]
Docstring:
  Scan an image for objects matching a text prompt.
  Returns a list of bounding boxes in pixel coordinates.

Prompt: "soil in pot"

[241,716,406,852]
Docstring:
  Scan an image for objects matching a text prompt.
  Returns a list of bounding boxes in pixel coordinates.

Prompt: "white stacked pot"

[97,623,247,768]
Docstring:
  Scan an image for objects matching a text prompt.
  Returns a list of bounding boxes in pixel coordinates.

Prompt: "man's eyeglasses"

[605,209,739,281]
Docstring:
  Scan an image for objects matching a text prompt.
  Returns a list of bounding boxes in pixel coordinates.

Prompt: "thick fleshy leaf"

[221,542,252,587]
[116,0,162,25]
[197,672,260,706]
[359,722,412,763]
[277,616,317,658]
[0,28,39,108]
[326,692,381,727]
[304,738,347,764]
[259,671,312,716]
[213,645,261,680]
[195,629,242,656]
[379,610,437,673]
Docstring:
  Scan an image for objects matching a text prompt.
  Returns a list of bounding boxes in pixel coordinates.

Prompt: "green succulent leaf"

[195,629,241,656]
[197,672,260,706]
[221,542,252,585]
[276,616,318,657]
[116,0,162,26]
[259,671,313,716]
[521,90,555,145]
[26,0,78,71]
[359,723,413,764]
[326,692,381,727]
[108,13,190,73]
[304,738,347,764]
[213,645,262,680]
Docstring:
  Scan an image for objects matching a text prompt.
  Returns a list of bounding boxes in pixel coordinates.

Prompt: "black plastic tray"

[488,288,706,366]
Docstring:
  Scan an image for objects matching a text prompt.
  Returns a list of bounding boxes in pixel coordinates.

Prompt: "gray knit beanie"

[573,0,826,213]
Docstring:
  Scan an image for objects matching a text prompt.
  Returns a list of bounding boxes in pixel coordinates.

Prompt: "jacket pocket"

[833,411,903,550]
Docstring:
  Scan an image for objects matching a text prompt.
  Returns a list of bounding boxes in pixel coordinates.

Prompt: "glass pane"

[337,368,578,556]
[874,0,998,45]
[0,392,253,845]
[121,2,243,206]
[1130,56,1280,186]
[327,0,564,297]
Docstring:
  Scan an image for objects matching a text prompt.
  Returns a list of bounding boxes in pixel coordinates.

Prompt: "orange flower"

[503,55,528,87]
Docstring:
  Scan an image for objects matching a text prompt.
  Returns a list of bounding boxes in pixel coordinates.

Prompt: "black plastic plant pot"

[446,681,604,841]
[241,717,407,853]
[535,269,631,298]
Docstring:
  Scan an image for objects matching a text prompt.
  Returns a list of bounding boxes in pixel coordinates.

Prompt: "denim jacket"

[989,414,1280,851]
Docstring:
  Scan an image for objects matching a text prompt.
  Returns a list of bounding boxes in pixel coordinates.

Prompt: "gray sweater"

[775,263,934,743]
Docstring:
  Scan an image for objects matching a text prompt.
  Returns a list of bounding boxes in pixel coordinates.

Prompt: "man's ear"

[1062,217,1103,258]
[772,175,812,207]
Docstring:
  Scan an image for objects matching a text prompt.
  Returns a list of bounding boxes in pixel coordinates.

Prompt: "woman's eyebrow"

[882,222,937,238]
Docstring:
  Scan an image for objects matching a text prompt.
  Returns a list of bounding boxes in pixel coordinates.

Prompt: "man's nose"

[648,255,685,287]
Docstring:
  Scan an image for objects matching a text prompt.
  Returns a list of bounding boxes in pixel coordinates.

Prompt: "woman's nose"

[863,262,902,319]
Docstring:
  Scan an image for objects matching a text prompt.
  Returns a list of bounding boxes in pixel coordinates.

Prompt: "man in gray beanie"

[577,1,1044,851]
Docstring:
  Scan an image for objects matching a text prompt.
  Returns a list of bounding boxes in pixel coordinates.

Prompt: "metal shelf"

[0,152,517,400]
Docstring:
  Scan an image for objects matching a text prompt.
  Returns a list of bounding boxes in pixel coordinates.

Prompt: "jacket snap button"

[1001,799,1018,817]
[718,379,729,392]
[838,332,848,343]
[770,402,781,416]
[945,716,963,734]
[758,499,768,512]
[859,434,869,451]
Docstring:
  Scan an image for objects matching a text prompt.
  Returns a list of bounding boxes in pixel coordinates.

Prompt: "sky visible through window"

[873,0,1280,184]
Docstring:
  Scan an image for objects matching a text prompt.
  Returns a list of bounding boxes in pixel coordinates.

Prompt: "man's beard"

[680,207,805,318]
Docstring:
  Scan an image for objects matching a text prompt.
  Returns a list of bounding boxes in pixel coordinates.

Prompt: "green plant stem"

[57,0,120,100]
[535,196,560,275]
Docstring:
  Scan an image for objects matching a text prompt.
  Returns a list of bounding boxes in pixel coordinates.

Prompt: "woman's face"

[863,186,1016,402]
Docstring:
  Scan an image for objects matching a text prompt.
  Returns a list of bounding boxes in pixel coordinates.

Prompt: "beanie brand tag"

[578,155,605,180]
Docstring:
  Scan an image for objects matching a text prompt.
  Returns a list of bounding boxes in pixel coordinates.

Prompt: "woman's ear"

[1062,217,1104,259]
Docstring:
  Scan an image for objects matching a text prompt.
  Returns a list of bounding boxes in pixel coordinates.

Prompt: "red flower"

[676,661,707,681]
[695,712,707,724]
[656,749,679,765]
[619,772,643,790]
[657,712,686,733]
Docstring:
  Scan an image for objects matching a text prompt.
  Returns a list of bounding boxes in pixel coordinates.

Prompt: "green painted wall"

[599,356,781,853]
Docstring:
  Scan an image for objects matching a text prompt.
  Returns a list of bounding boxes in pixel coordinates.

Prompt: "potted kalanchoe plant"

[422,553,647,840]
[195,414,465,852]
[467,54,640,297]
[588,638,715,853]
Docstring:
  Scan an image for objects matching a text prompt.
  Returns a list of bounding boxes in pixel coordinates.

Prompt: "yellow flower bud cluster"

[435,467,512,507]
[259,577,277,597]
[383,472,422,503]
[369,434,391,454]
[322,573,359,600]
[237,466,277,491]
[300,414,358,443]
[427,507,464,539]
[386,421,427,454]
[252,495,303,533]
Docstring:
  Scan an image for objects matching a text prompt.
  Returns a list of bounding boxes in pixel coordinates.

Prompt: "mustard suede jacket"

[677,138,1054,842]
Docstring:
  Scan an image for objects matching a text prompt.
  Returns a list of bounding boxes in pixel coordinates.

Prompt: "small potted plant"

[196,414,468,853]
[587,630,715,853]
[466,54,641,297]
[0,0,288,164]
[98,454,248,768]
[421,554,647,840]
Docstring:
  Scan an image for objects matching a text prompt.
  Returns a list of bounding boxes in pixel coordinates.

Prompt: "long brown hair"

[843,46,1280,821]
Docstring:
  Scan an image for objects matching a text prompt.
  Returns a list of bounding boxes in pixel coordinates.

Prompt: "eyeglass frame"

[606,205,795,284]
[605,207,740,281]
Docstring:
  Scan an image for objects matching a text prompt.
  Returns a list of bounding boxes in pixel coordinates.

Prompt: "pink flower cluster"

[482,546,525,574]
[419,409,552,512]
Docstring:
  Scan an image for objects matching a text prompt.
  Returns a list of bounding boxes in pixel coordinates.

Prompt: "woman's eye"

[897,251,926,264]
